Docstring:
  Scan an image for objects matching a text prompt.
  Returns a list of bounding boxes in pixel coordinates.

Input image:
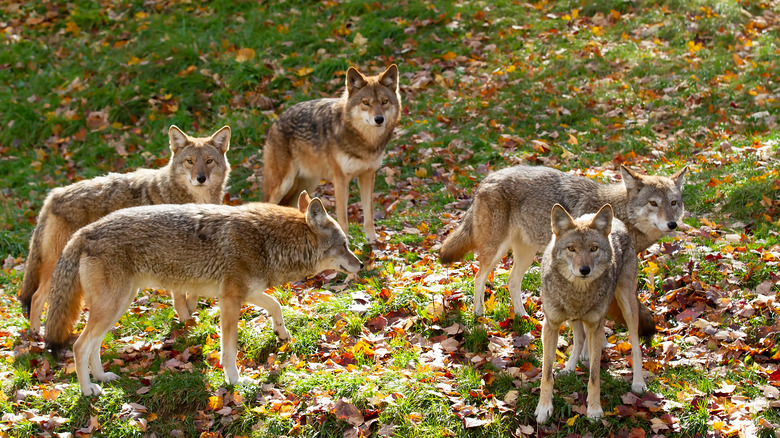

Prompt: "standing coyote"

[263,64,401,242]
[439,164,686,336]
[20,125,231,333]
[535,204,643,423]
[44,192,362,396]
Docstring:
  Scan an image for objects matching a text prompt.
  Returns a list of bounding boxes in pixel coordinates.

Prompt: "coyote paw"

[632,381,646,393]
[94,371,120,382]
[275,326,291,341]
[81,382,103,397]
[237,376,254,386]
[535,401,553,423]
[587,406,604,419]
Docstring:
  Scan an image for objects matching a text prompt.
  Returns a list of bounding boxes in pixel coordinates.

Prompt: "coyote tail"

[607,296,658,346]
[18,205,50,316]
[439,207,475,264]
[43,234,85,352]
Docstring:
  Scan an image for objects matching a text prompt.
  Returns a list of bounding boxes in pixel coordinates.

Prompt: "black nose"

[667,221,677,230]
[359,262,365,269]
[579,266,591,276]
[197,174,206,184]
[374,115,384,125]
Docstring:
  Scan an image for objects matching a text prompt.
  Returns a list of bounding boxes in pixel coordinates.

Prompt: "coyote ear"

[306,198,329,227]
[210,125,231,154]
[346,67,367,94]
[168,125,188,154]
[590,204,614,237]
[297,191,312,213]
[620,165,644,195]
[380,64,399,90]
[551,204,576,237]
[671,165,688,190]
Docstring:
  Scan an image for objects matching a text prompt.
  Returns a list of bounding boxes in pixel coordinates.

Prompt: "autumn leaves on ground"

[0,0,779,437]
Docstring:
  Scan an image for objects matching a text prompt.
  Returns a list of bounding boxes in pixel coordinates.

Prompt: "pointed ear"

[346,67,367,95]
[551,204,576,237]
[168,125,188,154]
[589,204,613,237]
[379,64,399,90]
[671,165,688,190]
[306,198,329,227]
[620,165,644,195]
[210,125,231,154]
[297,190,311,213]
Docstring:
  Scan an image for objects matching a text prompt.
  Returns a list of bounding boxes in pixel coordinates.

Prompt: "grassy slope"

[1,0,779,437]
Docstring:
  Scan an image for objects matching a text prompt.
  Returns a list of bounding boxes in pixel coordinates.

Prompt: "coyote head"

[622,165,687,236]
[549,204,614,284]
[169,125,231,189]
[298,191,363,275]
[345,64,401,137]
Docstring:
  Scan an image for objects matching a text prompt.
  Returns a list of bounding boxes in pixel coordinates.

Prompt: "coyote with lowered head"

[44,191,362,396]
[20,125,231,333]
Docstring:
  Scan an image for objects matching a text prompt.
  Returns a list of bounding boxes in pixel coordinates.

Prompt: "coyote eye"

[567,246,576,252]
[362,100,370,106]
[649,200,658,207]
[206,158,214,164]
[590,246,598,252]
[381,99,389,105]
[186,159,194,165]
[671,200,677,206]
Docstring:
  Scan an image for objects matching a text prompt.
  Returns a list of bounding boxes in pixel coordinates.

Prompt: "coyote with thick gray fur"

[19,125,231,333]
[263,65,401,242]
[439,164,686,338]
[44,192,362,396]
[535,204,643,423]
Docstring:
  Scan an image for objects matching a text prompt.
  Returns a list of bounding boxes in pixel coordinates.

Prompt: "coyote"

[263,65,401,242]
[535,204,643,423]
[44,192,362,396]
[20,125,231,333]
[439,164,686,337]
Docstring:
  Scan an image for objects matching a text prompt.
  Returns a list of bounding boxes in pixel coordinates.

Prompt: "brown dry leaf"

[334,399,363,426]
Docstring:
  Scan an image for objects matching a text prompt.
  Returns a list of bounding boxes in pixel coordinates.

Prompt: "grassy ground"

[1,0,779,436]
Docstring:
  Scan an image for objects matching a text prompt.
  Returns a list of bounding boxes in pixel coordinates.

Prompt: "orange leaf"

[441,51,457,61]
[208,395,223,410]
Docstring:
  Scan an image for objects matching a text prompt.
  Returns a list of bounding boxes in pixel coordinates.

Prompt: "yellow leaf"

[415,167,428,177]
[147,413,158,421]
[128,56,142,66]
[441,51,457,61]
[65,21,81,35]
[611,9,620,20]
[208,395,223,410]
[567,133,578,145]
[296,66,314,77]
[643,261,659,275]
[592,26,603,36]
[566,414,579,426]
[235,48,255,63]
[353,32,368,46]
[135,11,148,20]
[506,65,516,73]
[571,9,579,19]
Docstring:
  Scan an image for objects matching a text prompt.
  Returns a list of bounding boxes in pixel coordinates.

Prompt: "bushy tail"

[18,206,49,316]
[439,207,475,264]
[607,296,658,346]
[44,234,86,352]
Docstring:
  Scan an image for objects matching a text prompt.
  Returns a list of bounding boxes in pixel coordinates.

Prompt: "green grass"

[1,0,779,436]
